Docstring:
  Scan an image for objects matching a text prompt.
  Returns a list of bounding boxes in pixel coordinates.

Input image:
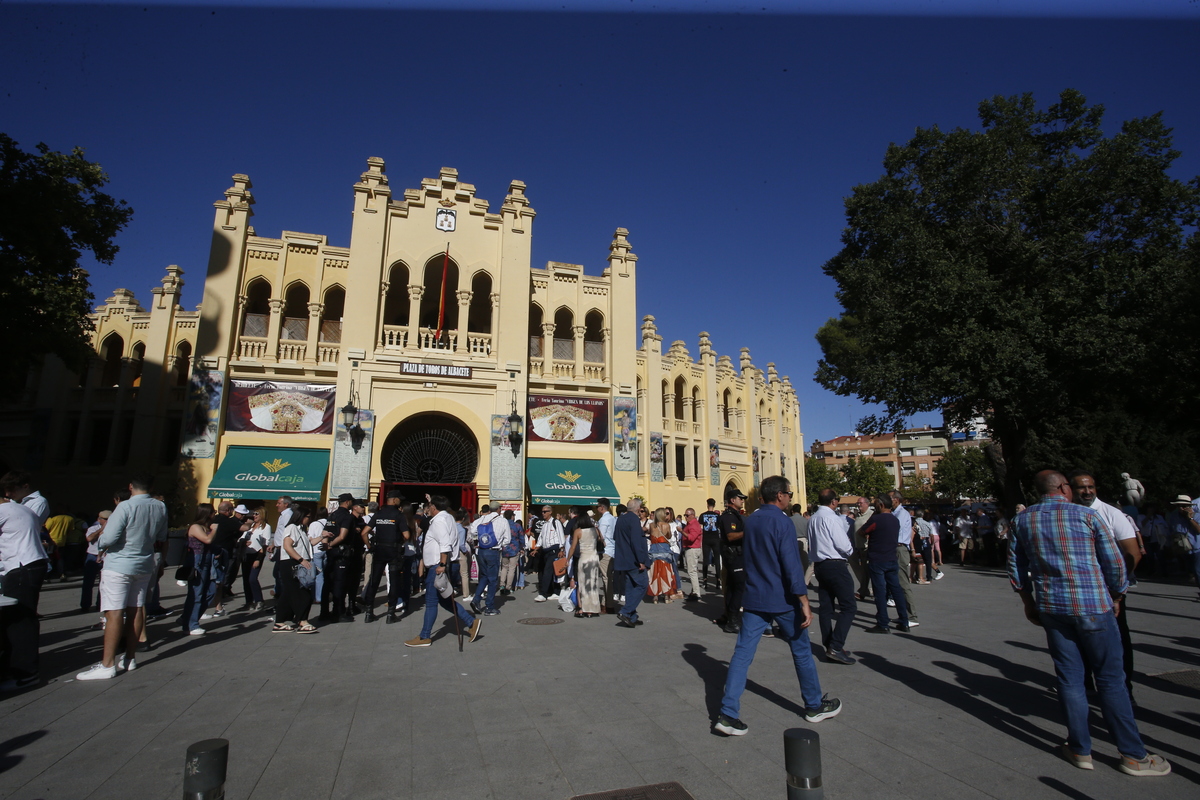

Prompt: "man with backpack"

[498,510,523,595]
[470,504,510,616]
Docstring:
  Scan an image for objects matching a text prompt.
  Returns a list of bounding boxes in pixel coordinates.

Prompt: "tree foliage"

[0,134,133,389]
[840,455,894,500]
[804,455,844,506]
[932,446,998,502]
[815,90,1200,507]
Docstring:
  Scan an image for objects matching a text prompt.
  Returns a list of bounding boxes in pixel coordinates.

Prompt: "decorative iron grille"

[385,425,477,483]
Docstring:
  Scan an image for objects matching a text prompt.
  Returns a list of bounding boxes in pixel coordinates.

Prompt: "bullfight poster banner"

[226,380,335,434]
[180,368,224,459]
[613,397,638,472]
[527,394,609,444]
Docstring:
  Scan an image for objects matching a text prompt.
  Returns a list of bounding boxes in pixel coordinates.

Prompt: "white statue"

[1120,473,1145,509]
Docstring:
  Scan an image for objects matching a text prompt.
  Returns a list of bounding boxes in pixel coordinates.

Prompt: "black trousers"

[813,559,857,652]
[538,546,562,597]
[362,544,402,611]
[1,560,47,680]
[722,549,745,620]
[278,562,313,623]
[702,536,721,586]
[323,551,348,617]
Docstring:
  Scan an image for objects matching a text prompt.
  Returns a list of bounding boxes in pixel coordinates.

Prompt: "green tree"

[933,446,998,501]
[840,455,893,500]
[900,472,934,504]
[803,455,844,506]
[0,134,133,389]
[814,90,1200,507]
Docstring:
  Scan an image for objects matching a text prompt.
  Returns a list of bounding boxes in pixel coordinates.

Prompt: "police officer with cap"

[715,487,748,634]
[360,490,409,624]
[321,493,358,622]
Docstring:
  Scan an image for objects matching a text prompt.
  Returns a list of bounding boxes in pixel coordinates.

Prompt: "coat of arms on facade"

[435,207,456,232]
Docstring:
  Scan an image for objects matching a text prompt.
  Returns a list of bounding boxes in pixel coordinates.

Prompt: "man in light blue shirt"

[808,489,857,664]
[596,498,618,612]
[77,474,168,681]
[889,490,919,626]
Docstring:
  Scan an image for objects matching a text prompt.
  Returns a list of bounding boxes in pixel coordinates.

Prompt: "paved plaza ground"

[1,563,1198,800]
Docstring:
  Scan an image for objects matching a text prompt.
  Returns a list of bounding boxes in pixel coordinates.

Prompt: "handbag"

[553,555,568,577]
[174,565,195,583]
[293,562,317,590]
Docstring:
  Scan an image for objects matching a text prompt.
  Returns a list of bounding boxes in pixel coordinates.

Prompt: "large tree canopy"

[0,134,132,389]
[816,91,1200,508]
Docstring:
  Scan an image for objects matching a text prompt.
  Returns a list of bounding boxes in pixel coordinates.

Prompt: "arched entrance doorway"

[380,413,479,510]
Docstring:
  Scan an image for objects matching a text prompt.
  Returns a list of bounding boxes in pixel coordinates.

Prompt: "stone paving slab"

[1,566,1198,799]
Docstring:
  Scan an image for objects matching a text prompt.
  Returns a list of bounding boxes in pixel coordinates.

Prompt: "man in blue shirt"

[1009,470,1169,777]
[714,475,841,736]
[614,498,650,627]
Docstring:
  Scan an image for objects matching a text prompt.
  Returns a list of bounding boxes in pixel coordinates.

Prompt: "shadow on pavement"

[1036,776,1098,799]
[0,730,46,775]
[679,642,809,722]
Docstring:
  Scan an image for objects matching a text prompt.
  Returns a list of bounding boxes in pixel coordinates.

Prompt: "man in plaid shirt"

[1009,470,1169,777]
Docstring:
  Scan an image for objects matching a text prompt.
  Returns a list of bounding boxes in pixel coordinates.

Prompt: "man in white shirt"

[0,496,50,691]
[469,504,510,617]
[596,498,618,612]
[271,496,294,613]
[1069,471,1140,702]
[2,472,50,527]
[533,506,566,601]
[889,491,919,626]
[405,495,480,648]
[808,488,857,664]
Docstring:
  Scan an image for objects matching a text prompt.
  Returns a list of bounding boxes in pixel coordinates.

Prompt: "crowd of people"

[2,464,1198,780]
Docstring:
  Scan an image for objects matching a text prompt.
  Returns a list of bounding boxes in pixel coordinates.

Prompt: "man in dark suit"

[614,498,650,628]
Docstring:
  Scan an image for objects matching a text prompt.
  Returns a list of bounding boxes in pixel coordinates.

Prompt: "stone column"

[603,327,612,383]
[455,290,472,353]
[233,295,248,357]
[572,324,586,380]
[406,285,423,349]
[541,322,555,378]
[665,433,676,482]
[305,302,323,364]
[489,292,501,356]
[266,297,284,362]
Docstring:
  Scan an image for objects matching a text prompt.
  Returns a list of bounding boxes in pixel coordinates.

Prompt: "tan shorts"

[958,538,975,551]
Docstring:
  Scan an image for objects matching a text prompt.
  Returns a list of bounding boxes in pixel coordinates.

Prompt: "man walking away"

[405,495,480,647]
[360,490,408,624]
[469,504,509,616]
[890,491,919,627]
[76,475,168,681]
[1009,470,1168,777]
[614,498,650,628]
[699,498,721,591]
[714,476,841,736]
[808,489,857,664]
[595,498,618,612]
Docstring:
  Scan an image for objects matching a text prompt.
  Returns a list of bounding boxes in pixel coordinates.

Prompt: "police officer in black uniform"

[321,493,358,622]
[715,487,747,634]
[360,490,407,624]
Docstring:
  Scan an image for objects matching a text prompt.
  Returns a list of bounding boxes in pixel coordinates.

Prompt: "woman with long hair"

[647,508,679,602]
[566,512,602,617]
[280,509,318,633]
[179,504,215,635]
[241,509,270,611]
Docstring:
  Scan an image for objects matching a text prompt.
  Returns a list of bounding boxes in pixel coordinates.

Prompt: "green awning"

[527,458,620,506]
[209,446,330,501]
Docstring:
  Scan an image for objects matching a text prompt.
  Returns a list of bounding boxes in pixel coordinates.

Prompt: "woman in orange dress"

[647,508,679,602]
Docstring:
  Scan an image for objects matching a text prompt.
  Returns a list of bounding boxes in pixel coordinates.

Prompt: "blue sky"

[2,2,1197,446]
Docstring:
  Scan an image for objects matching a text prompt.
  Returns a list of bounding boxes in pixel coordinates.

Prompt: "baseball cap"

[725,489,747,501]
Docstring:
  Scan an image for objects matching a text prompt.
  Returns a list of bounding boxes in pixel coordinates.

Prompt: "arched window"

[736,397,743,433]
[99,333,124,387]
[553,308,574,361]
[320,287,345,342]
[583,310,604,363]
[383,263,410,327]
[281,283,310,341]
[420,255,459,332]
[529,304,544,358]
[661,379,670,420]
[674,376,686,420]
[722,388,732,429]
[759,399,766,436]
[130,342,146,387]
[692,386,701,423]
[241,279,271,337]
[467,272,492,333]
[173,340,192,387]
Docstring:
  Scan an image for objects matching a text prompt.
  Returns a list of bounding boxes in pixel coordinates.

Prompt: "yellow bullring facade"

[6,161,804,517]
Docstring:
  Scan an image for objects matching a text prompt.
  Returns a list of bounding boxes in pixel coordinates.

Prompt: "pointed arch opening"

[529,304,544,358]
[467,272,492,334]
[722,388,732,429]
[173,340,192,387]
[383,262,411,327]
[673,376,686,420]
[320,286,345,342]
[692,385,701,423]
[583,310,604,364]
[100,333,124,387]
[242,278,271,337]
[130,342,146,387]
[420,254,459,333]
[552,307,574,361]
[281,282,310,341]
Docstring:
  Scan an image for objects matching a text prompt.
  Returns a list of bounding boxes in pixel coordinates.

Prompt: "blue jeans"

[419,567,474,640]
[312,547,326,607]
[619,568,648,621]
[473,549,501,611]
[1043,611,1146,758]
[868,560,909,627]
[81,553,101,611]
[179,551,225,632]
[720,605,824,719]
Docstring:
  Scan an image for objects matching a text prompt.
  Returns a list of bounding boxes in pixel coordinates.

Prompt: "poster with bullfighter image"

[527,394,609,443]
[613,397,638,472]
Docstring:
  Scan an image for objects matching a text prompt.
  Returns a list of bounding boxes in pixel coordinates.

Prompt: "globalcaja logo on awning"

[234,458,306,484]
[544,481,602,491]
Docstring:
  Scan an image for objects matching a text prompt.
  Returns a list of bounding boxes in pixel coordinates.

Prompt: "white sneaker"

[76,662,117,681]
[200,609,225,620]
[534,595,547,603]
[117,655,137,671]
[907,620,920,627]
[934,572,944,580]
[175,580,188,587]
[886,599,896,607]
[188,627,206,636]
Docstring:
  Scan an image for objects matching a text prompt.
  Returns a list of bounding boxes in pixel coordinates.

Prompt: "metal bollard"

[784,728,822,799]
[183,738,228,800]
